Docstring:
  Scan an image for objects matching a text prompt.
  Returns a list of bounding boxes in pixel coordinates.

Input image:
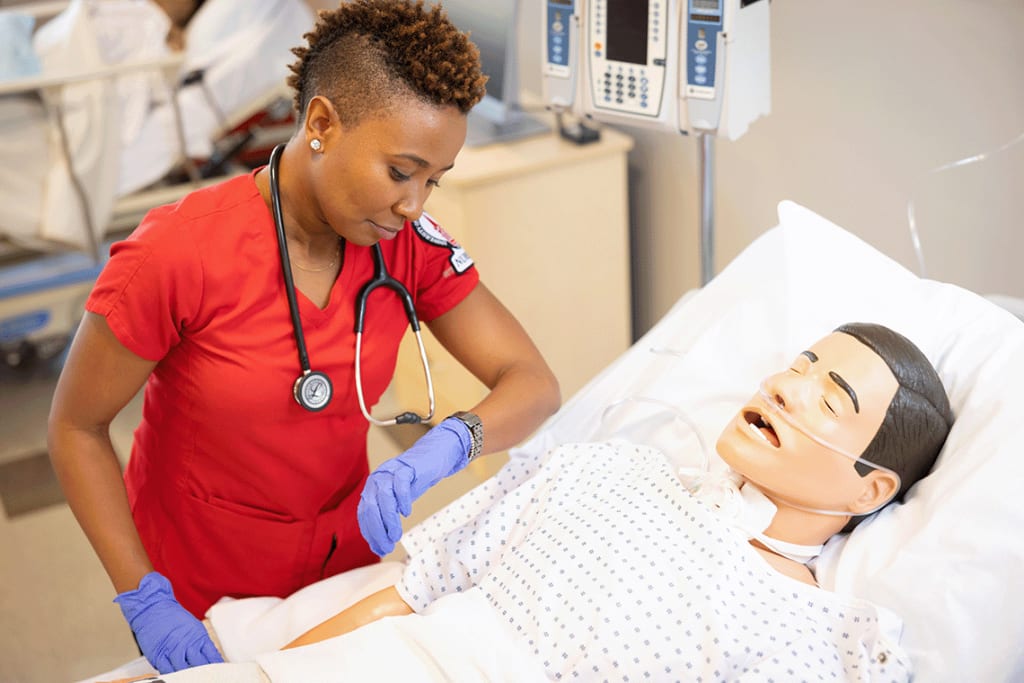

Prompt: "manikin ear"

[848,468,901,515]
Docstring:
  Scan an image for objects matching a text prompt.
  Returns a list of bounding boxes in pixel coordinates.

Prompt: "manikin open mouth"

[743,409,780,448]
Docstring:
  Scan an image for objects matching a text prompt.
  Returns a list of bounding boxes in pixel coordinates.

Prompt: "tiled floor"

[0,357,494,683]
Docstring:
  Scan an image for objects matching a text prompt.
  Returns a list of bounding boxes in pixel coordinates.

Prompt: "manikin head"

[716,323,953,542]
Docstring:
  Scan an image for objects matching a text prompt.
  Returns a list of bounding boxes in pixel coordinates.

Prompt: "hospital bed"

[80,200,1024,682]
[0,0,314,365]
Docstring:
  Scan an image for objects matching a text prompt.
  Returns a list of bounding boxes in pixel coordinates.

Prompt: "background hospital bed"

[0,0,314,366]
[82,201,1024,683]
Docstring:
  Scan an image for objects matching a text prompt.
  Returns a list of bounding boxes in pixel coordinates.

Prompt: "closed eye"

[823,397,837,417]
[391,167,442,189]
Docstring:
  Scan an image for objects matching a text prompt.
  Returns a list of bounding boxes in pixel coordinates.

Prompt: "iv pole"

[696,131,715,286]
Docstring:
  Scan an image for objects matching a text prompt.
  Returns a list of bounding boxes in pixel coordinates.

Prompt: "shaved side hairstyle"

[287,0,488,126]
[836,322,954,531]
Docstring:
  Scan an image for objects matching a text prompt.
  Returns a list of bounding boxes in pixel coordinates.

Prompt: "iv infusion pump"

[542,0,770,141]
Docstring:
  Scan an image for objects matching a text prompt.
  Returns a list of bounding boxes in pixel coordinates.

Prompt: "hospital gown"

[398,441,911,682]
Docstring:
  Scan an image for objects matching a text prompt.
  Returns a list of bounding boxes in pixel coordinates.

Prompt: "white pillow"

[511,200,1024,683]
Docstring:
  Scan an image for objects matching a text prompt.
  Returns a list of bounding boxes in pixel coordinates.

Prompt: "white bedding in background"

[117,0,315,196]
[0,0,315,251]
[0,0,126,251]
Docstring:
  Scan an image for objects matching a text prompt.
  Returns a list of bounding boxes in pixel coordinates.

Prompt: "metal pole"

[697,132,715,286]
[47,94,100,262]
[161,66,202,184]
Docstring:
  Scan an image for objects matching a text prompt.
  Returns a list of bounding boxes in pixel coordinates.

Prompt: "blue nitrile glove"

[358,417,472,556]
[114,571,224,674]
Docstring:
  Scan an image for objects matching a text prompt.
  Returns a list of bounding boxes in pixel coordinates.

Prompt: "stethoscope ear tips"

[294,371,333,411]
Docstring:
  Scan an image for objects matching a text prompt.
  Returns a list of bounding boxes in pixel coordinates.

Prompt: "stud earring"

[310,139,322,152]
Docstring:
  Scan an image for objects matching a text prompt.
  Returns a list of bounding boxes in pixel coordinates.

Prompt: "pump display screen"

[606,0,649,65]
[692,0,721,10]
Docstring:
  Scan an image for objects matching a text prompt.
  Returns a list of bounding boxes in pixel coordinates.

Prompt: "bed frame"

[0,1,293,367]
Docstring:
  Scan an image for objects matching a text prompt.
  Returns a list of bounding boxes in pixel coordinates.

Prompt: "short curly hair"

[287,0,487,126]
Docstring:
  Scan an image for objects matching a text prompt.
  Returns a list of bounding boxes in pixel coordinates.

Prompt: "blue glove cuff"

[114,571,173,623]
[438,416,473,474]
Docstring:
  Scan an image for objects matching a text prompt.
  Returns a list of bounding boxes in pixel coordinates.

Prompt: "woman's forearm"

[48,312,158,594]
[283,586,413,649]
[47,425,153,594]
[470,362,561,456]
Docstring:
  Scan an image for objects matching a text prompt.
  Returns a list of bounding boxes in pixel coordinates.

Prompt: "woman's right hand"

[114,572,224,673]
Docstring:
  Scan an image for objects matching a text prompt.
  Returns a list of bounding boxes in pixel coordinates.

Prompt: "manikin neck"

[736,481,826,565]
[758,494,849,549]
[683,468,834,565]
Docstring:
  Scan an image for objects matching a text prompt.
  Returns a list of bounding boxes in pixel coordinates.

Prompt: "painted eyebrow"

[801,350,819,362]
[395,153,455,172]
[827,370,860,413]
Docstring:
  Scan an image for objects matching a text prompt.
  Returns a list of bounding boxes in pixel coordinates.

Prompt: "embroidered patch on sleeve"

[413,213,474,274]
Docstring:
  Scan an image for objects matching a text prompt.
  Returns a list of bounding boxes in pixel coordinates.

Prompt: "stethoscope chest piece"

[269,142,433,421]
[293,370,333,412]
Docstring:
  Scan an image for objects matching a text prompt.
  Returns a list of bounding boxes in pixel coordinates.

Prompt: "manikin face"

[306,95,467,246]
[716,332,900,515]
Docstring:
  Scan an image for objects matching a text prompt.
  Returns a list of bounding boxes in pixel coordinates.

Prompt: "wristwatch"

[448,411,484,462]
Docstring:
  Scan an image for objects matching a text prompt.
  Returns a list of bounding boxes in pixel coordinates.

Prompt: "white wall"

[519,0,1024,336]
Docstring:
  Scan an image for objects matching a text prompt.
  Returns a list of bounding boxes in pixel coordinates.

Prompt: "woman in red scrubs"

[47,0,560,674]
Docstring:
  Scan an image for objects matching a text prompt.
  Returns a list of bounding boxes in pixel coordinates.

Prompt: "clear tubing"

[752,385,901,516]
[907,130,1024,278]
[597,396,711,476]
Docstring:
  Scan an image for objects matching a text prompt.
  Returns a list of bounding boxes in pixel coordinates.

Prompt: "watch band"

[449,411,484,462]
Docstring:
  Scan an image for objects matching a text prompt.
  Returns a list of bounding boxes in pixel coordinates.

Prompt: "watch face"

[294,372,333,411]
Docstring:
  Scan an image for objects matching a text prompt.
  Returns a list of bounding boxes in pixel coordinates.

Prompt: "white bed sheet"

[83,200,1024,682]
[80,563,547,683]
[0,0,125,251]
[118,0,315,197]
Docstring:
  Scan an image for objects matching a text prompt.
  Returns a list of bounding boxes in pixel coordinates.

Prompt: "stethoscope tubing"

[353,245,436,425]
[269,144,314,375]
[268,143,434,423]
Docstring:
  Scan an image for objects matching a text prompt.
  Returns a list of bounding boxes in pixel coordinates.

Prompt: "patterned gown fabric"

[398,441,911,682]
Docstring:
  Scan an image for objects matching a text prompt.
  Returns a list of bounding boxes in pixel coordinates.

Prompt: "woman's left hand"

[357,417,472,556]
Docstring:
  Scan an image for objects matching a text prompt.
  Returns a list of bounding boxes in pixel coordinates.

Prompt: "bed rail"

[0,10,196,259]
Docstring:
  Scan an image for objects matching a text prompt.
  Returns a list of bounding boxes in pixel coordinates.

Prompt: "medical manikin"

[101,322,953,682]
[284,321,949,617]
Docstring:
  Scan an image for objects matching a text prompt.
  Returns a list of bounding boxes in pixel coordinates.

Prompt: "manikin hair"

[836,322,954,531]
[287,0,487,126]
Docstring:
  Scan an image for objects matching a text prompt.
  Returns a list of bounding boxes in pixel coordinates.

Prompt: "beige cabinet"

[393,125,635,477]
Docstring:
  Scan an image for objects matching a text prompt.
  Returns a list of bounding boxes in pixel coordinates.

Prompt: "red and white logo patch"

[413,213,474,274]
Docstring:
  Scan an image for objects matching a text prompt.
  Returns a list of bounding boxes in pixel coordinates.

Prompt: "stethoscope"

[269,143,435,423]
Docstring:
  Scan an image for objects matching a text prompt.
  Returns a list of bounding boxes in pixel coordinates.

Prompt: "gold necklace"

[291,242,340,273]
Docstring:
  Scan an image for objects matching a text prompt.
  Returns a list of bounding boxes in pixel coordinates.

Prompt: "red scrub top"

[86,172,478,617]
